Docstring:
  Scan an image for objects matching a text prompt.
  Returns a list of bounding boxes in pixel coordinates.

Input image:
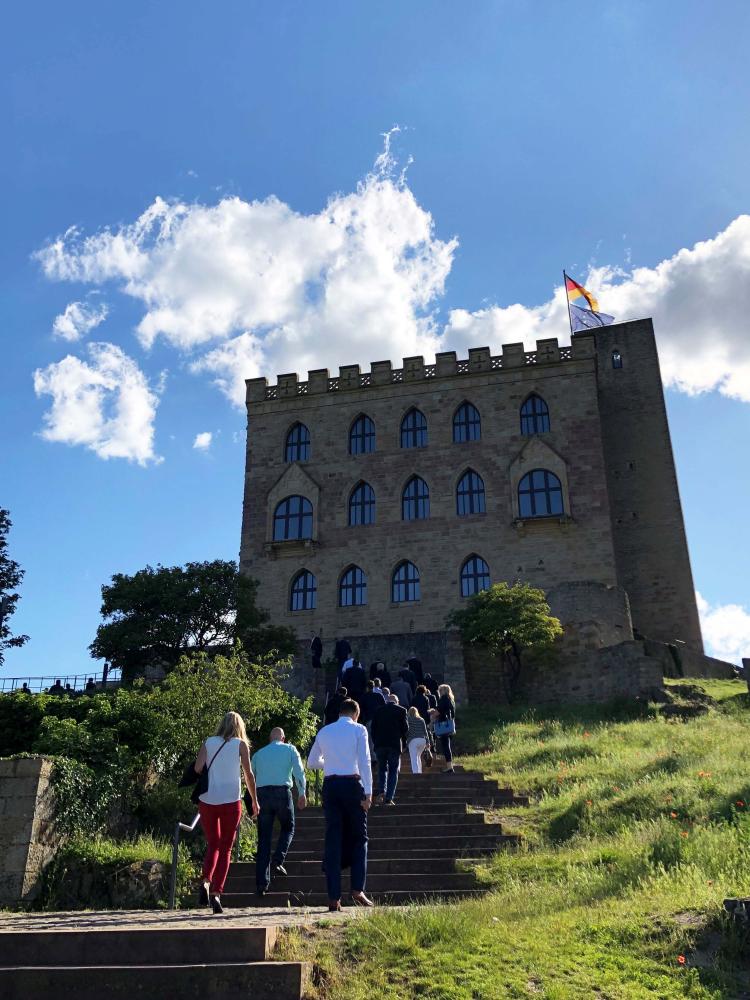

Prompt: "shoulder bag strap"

[206,738,230,773]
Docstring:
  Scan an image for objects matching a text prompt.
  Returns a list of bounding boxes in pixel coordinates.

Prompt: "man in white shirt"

[307,699,374,910]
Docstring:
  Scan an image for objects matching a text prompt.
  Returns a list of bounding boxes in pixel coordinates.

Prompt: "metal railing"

[168,812,201,910]
[0,668,122,694]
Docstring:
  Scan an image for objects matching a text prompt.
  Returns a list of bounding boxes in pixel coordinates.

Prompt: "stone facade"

[0,756,61,905]
[240,320,703,687]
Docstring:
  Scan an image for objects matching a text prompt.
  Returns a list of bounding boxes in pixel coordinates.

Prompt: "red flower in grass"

[736,800,745,808]
[678,955,686,965]
[586,800,593,807]
[670,812,678,819]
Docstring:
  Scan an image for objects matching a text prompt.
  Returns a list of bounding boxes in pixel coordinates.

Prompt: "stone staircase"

[0,920,310,999]
[222,757,527,907]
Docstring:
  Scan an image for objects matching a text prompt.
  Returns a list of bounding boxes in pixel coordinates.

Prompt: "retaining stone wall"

[0,756,61,906]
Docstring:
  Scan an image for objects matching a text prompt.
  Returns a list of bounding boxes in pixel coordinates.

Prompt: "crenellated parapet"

[246,334,594,403]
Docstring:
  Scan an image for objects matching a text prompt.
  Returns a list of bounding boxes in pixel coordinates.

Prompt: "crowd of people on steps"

[186,639,457,913]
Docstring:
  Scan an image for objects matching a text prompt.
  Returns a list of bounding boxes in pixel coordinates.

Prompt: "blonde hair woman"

[193,711,258,913]
[435,684,456,773]
[406,706,429,774]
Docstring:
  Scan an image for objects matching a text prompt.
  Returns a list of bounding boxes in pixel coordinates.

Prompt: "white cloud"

[34,152,456,406]
[444,215,750,403]
[696,591,750,666]
[193,431,212,451]
[33,343,161,465]
[52,300,108,341]
[33,140,750,431]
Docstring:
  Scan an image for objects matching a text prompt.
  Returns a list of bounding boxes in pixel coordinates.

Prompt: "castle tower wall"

[586,319,703,650]
[239,341,619,665]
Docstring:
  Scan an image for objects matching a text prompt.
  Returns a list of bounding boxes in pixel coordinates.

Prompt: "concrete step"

[224,872,479,893]
[0,926,276,967]
[222,889,486,908]
[292,820,503,849]
[286,831,510,852]
[229,857,485,876]
[284,838,520,859]
[294,815,492,831]
[0,962,311,1000]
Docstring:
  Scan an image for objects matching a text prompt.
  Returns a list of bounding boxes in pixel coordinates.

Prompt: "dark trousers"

[322,776,368,901]
[375,746,401,802]
[440,734,453,762]
[255,786,295,890]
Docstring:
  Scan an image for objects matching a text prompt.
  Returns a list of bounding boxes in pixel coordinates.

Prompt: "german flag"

[565,274,600,312]
[564,272,614,332]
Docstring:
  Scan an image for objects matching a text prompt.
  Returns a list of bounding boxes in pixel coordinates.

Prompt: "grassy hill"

[282,678,750,999]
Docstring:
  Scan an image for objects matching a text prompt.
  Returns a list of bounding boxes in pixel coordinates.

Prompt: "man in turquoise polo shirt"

[251,727,307,896]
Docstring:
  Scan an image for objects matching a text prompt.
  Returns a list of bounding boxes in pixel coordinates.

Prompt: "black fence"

[0,669,122,694]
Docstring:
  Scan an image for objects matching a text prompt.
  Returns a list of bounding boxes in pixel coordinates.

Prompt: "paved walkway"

[0,905,364,933]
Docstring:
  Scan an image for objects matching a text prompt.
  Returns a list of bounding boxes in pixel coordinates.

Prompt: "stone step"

[224,872,479,893]
[294,814,491,830]
[285,831,510,852]
[222,889,485,908]
[0,926,276,967]
[229,857,485,876]
[292,820,503,848]
[296,803,471,817]
[0,962,311,1000]
[283,838,520,859]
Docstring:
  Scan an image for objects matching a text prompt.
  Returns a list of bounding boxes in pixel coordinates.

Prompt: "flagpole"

[563,271,573,336]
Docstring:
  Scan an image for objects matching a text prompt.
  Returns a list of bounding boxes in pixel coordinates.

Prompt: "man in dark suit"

[334,638,352,680]
[343,657,367,704]
[369,661,391,687]
[399,664,417,694]
[406,653,424,685]
[324,687,348,726]
[310,632,323,670]
[371,694,409,805]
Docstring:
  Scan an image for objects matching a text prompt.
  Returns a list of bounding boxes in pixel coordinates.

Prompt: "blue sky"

[3,0,750,676]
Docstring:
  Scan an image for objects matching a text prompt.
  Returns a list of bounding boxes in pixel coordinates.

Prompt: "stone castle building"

[240,318,706,698]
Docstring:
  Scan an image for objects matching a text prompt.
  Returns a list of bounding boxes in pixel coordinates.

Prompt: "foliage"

[4,645,317,835]
[0,508,29,665]
[447,581,562,700]
[282,679,750,999]
[90,559,296,680]
[50,757,120,837]
[40,834,197,911]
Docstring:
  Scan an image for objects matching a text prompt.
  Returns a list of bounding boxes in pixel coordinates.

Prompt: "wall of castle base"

[464,640,664,707]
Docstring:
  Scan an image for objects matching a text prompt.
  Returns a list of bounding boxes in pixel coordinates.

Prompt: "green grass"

[280,678,750,998]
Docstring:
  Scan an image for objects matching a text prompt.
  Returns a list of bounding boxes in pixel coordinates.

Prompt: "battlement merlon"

[244,332,600,404]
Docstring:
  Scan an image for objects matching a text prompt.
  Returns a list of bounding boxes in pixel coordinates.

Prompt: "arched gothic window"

[612,350,623,369]
[400,408,428,448]
[520,394,550,435]
[349,482,375,526]
[402,476,430,520]
[392,561,420,603]
[456,470,486,516]
[273,495,313,540]
[460,555,490,597]
[349,414,376,455]
[290,570,316,611]
[518,469,564,518]
[339,566,367,607]
[453,402,481,442]
[284,422,310,462]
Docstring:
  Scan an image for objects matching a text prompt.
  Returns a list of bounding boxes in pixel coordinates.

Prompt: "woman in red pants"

[193,711,258,913]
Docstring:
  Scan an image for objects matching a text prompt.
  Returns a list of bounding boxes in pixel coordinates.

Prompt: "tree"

[447,582,563,702]
[90,560,296,680]
[0,509,29,665]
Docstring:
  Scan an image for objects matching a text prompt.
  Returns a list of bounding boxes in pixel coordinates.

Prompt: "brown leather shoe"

[351,891,374,907]
[328,900,342,911]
